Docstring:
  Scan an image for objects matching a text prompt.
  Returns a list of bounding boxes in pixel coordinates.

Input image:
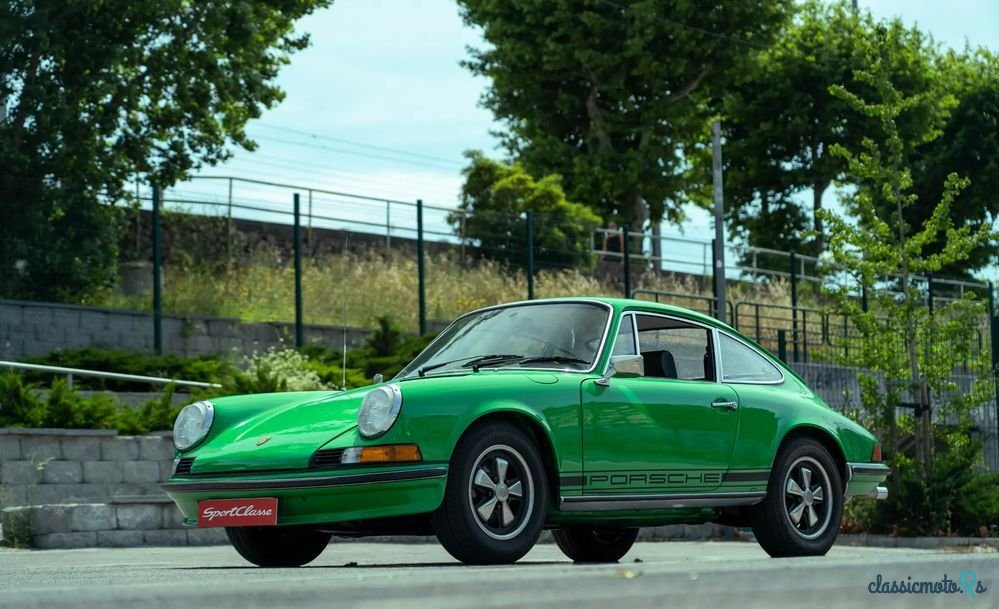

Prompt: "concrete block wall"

[0,428,225,548]
[0,299,376,360]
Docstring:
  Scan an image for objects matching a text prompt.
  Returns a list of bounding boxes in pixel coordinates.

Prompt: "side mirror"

[594,354,644,387]
[373,373,384,384]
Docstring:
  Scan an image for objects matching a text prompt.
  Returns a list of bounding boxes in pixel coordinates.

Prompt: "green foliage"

[716,0,946,258]
[458,0,792,227]
[116,386,183,435]
[26,348,233,391]
[820,41,997,535]
[0,0,332,301]
[452,152,601,270]
[225,349,327,394]
[0,371,170,431]
[852,433,999,536]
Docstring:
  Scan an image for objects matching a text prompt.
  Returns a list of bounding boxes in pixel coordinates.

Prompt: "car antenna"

[341,232,349,391]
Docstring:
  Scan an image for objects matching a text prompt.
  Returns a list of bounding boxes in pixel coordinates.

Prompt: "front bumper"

[845,462,890,500]
[162,465,448,526]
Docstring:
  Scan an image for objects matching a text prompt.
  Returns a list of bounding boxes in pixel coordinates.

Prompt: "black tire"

[225,526,332,567]
[553,527,639,563]
[432,422,549,565]
[751,437,843,558]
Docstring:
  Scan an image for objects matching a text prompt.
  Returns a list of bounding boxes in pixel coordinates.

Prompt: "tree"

[819,37,993,481]
[900,49,999,277]
[717,1,945,256]
[457,0,792,230]
[452,151,601,271]
[0,0,332,301]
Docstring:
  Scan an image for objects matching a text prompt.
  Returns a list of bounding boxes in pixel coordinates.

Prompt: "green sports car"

[163,298,889,566]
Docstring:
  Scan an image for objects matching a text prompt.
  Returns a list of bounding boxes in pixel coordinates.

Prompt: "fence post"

[417,199,427,336]
[622,225,631,298]
[777,329,788,364]
[526,211,535,300]
[226,177,233,266]
[152,184,163,355]
[989,282,998,446]
[385,201,391,253]
[790,250,798,363]
[927,273,934,315]
[293,193,303,348]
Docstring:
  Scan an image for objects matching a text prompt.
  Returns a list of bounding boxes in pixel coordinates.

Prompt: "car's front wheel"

[553,527,639,562]
[432,422,548,565]
[751,437,843,557]
[225,526,332,567]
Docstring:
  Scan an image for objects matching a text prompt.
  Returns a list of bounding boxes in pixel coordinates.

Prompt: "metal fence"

[8,175,999,467]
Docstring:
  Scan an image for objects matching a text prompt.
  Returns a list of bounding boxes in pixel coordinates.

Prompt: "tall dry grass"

[98,249,796,331]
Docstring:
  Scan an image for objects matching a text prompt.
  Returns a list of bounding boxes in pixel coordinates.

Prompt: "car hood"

[186,388,373,475]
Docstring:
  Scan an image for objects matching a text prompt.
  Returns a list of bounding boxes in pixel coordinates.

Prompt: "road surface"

[0,541,995,608]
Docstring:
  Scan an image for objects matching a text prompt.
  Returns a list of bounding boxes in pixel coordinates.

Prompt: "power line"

[594,0,772,50]
[252,123,465,167]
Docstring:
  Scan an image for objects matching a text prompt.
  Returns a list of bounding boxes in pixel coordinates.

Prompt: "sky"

[177,0,999,274]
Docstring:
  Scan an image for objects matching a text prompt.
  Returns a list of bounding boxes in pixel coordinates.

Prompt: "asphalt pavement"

[0,540,996,609]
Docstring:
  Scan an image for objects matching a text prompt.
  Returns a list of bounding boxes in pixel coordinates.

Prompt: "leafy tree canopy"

[715,0,947,257]
[0,0,331,300]
[458,0,792,229]
[452,151,601,271]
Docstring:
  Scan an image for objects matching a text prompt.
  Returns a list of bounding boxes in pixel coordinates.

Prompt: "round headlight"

[173,400,215,451]
[357,384,402,438]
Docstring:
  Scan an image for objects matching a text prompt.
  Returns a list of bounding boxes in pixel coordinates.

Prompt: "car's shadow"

[172,560,566,571]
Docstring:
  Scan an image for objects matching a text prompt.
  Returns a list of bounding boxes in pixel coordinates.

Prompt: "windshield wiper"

[461,354,524,372]
[418,354,522,377]
[517,355,589,366]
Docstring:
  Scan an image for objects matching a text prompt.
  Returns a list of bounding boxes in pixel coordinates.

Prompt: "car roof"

[489,297,727,330]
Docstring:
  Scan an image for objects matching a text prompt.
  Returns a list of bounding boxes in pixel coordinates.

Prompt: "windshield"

[397,302,611,378]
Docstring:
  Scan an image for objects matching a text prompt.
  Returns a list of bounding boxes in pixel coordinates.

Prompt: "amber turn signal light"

[341,444,422,464]
[871,443,882,462]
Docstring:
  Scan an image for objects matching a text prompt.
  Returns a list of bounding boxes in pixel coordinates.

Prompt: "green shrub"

[25,348,232,391]
[116,385,182,434]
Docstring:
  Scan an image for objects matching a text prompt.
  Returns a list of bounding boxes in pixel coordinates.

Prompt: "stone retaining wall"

[0,428,225,548]
[0,299,377,360]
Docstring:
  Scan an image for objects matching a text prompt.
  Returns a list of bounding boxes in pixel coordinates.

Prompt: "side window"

[611,315,637,356]
[719,333,783,383]
[634,314,714,381]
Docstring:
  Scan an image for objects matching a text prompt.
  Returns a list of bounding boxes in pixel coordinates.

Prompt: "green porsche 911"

[163,298,889,566]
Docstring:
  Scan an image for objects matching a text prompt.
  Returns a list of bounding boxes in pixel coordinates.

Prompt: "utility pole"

[712,120,727,324]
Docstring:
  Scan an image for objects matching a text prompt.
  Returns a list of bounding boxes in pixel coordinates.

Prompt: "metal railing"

[0,361,222,390]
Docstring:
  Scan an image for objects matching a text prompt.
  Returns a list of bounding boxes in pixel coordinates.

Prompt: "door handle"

[711,400,738,410]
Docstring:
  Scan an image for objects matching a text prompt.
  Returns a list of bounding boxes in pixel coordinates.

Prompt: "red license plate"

[197,498,278,527]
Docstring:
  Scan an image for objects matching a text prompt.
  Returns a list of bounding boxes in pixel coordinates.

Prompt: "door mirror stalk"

[595,355,644,386]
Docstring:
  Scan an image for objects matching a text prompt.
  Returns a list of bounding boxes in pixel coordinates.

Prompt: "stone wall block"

[2,461,41,485]
[69,504,115,532]
[101,437,139,461]
[115,504,161,530]
[20,436,61,461]
[41,461,83,484]
[123,461,160,484]
[138,436,174,461]
[97,530,145,547]
[61,437,102,461]
[33,532,98,549]
[82,461,124,484]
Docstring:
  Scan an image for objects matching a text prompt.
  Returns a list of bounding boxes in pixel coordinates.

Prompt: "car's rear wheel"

[432,422,548,565]
[553,527,639,562]
[751,437,843,557]
[225,526,332,567]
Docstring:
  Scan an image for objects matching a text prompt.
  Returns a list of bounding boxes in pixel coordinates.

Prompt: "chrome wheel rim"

[782,456,833,540]
[467,444,534,541]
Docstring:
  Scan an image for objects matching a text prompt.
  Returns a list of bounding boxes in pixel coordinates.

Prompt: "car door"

[580,312,740,495]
